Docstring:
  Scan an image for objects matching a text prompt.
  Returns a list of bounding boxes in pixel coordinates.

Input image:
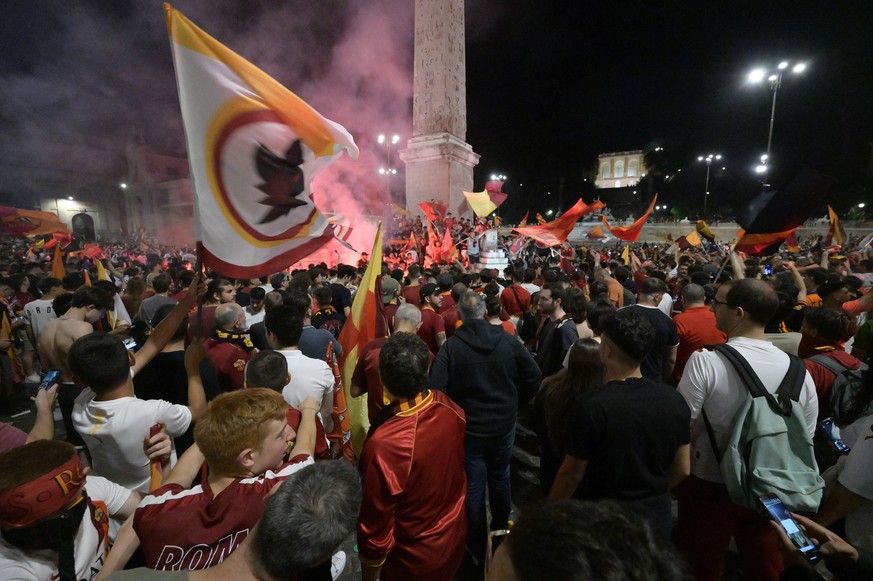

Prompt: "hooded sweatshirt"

[430,318,541,437]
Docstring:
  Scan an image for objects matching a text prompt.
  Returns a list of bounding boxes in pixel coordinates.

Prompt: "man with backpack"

[676,278,820,581]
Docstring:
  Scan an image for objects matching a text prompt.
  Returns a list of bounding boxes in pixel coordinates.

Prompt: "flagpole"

[195,241,205,338]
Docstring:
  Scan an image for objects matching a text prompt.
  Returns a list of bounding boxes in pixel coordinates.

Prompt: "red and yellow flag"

[586,225,605,239]
[513,198,602,247]
[165,4,358,278]
[51,245,65,280]
[825,205,846,246]
[602,195,658,242]
[338,224,386,455]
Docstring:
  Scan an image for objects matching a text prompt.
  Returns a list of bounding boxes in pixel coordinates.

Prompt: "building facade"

[594,150,646,190]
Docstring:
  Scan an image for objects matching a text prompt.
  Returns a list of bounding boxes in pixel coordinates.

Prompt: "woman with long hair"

[532,338,604,494]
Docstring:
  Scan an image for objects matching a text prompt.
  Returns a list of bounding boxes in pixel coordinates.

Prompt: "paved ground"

[2,392,742,580]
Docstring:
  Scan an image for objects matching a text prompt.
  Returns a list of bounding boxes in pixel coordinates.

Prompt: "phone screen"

[760,494,819,562]
[820,418,850,453]
[763,264,773,276]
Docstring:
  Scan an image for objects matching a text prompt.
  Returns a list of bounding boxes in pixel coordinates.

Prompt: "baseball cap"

[420,282,439,302]
[381,277,399,304]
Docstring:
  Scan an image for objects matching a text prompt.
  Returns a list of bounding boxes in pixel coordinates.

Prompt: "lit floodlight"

[120,182,127,189]
[748,68,766,83]
[698,156,704,161]
[778,61,789,70]
[859,203,866,208]
[768,74,778,82]
[755,165,767,174]
[378,134,385,144]
[793,63,806,73]
[392,134,400,144]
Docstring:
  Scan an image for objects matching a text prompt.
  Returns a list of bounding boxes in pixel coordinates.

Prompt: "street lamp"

[748,60,806,177]
[697,154,722,219]
[377,133,400,201]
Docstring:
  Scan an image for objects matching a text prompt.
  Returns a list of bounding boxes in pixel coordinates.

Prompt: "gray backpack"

[703,344,824,513]
[806,354,870,426]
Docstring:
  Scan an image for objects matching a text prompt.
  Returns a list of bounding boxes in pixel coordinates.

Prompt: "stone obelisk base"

[400,132,479,218]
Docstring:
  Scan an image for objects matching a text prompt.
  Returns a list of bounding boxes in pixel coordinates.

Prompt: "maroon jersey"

[134,455,312,570]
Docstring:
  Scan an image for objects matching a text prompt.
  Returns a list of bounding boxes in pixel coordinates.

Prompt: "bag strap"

[807,353,847,377]
[701,343,805,461]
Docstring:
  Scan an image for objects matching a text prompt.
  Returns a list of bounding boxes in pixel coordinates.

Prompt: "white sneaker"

[330,550,347,580]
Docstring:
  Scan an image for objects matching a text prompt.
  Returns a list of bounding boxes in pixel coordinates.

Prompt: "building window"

[614,160,625,178]
[600,162,610,179]
[615,180,621,188]
[628,159,639,177]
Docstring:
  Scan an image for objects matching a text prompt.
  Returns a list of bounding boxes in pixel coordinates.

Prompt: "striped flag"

[165,4,358,277]
[338,224,388,455]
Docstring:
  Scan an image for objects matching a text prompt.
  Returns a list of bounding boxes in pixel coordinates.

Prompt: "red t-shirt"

[437,292,456,315]
[671,306,726,384]
[400,284,422,307]
[417,307,445,355]
[203,339,253,392]
[499,284,531,316]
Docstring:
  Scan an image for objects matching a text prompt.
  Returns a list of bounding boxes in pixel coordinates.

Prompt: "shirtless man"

[40,276,203,444]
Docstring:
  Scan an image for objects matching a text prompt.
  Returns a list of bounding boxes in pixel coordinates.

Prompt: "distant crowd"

[0,229,872,580]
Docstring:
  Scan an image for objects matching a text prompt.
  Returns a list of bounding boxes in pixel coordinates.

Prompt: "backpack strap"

[806,353,847,377]
[701,343,804,462]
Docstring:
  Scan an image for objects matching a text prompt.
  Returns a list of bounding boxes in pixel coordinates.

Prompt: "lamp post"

[697,154,721,220]
[748,61,806,177]
[377,133,400,202]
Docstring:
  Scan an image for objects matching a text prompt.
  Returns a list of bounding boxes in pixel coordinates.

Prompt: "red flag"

[485,181,508,209]
[601,195,658,242]
[81,243,102,260]
[536,213,547,225]
[0,206,69,237]
[418,201,447,223]
[441,226,458,262]
[735,227,798,256]
[560,256,576,275]
[512,198,601,247]
[518,211,529,228]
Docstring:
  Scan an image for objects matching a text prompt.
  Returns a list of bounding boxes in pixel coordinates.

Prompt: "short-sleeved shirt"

[0,475,133,580]
[677,337,818,483]
[837,414,873,552]
[72,390,192,492]
[853,320,873,365]
[279,349,334,408]
[329,283,352,318]
[134,456,313,570]
[566,377,690,501]
[623,304,679,383]
[23,298,57,343]
[400,284,422,307]
[418,307,446,355]
[499,284,532,316]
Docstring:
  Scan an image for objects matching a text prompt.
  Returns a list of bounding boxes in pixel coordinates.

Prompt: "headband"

[0,452,85,528]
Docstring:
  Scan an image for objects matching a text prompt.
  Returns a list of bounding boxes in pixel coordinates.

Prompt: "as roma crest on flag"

[165,4,358,278]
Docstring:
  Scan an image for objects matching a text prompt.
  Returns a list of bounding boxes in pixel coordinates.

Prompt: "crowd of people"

[0,227,872,580]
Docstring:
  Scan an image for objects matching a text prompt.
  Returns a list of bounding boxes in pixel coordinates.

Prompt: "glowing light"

[859,203,866,208]
[778,61,789,70]
[377,134,385,144]
[755,165,767,174]
[748,68,766,83]
[793,63,806,73]
[391,134,400,145]
[68,196,74,200]
[120,182,127,189]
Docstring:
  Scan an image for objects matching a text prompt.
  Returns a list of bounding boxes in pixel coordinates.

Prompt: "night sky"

[2,0,872,223]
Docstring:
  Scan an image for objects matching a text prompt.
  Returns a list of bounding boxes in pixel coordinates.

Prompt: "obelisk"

[399,0,479,218]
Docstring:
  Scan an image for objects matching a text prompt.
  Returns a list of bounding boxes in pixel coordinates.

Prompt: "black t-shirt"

[329,283,352,320]
[624,305,678,382]
[566,377,690,502]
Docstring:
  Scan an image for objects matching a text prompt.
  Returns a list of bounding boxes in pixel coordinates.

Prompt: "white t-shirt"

[677,337,818,482]
[0,475,132,581]
[23,298,57,343]
[835,415,873,552]
[520,283,540,295]
[72,390,192,493]
[244,306,266,328]
[279,349,334,408]
[657,292,674,317]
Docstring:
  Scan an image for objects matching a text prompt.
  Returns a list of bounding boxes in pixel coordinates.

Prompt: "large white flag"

[165,4,358,277]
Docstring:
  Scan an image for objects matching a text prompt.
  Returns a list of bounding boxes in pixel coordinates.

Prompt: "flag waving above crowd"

[164,4,358,277]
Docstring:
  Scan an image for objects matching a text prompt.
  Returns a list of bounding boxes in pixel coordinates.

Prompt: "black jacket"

[430,319,542,437]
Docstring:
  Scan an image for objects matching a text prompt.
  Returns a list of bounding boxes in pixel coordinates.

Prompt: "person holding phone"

[771,512,873,581]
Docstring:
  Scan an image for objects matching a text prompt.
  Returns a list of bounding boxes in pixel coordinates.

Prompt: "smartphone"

[123,337,138,351]
[762,264,773,276]
[820,418,850,454]
[759,494,820,562]
[27,369,61,397]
